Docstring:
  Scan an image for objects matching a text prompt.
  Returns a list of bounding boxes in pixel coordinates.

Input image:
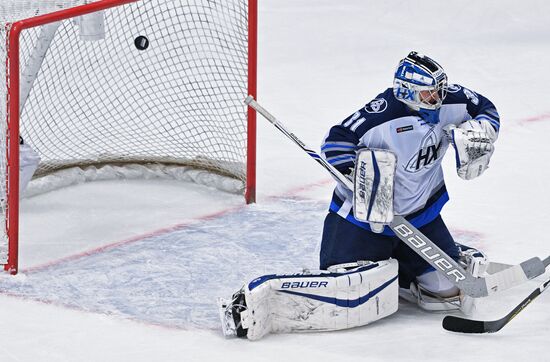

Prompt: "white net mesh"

[0,0,250,266]
[0,1,85,23]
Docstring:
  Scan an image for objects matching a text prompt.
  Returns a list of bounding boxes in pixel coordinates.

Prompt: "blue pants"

[320,212,459,288]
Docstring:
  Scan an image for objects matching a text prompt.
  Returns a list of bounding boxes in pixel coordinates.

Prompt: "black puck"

[134,35,149,50]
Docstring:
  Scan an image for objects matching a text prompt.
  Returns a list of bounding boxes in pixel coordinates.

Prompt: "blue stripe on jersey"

[321,143,357,152]
[485,108,500,119]
[329,191,449,236]
[326,154,356,166]
[475,114,500,130]
[488,119,500,130]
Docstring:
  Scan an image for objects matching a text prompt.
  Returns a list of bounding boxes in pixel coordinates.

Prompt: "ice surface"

[1,0,550,361]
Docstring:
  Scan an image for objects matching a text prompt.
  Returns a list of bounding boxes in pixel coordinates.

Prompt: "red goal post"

[1,0,257,274]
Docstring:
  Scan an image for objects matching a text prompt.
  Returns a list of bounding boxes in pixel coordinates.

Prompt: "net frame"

[1,0,257,274]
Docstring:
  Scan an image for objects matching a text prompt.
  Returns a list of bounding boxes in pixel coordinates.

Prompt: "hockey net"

[0,0,257,273]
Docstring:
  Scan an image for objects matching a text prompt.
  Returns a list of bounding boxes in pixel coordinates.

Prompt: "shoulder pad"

[360,88,411,124]
[443,83,478,105]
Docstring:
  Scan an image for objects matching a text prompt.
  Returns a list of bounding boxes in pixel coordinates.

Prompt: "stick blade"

[442,315,488,334]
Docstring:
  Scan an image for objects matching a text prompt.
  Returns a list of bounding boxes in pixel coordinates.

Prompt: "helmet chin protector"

[393,51,448,123]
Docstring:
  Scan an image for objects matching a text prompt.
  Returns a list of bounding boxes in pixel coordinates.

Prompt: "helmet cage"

[393,52,448,111]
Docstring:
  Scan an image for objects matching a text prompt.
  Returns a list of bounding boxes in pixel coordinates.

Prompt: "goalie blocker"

[219,259,398,340]
[353,149,396,233]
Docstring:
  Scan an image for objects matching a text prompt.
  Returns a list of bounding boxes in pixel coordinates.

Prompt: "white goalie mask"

[393,51,448,123]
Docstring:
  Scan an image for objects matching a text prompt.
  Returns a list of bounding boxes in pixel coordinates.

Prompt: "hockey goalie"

[219,51,529,340]
[219,148,491,340]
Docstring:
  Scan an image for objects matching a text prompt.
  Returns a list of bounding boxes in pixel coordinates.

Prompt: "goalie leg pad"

[220,259,399,340]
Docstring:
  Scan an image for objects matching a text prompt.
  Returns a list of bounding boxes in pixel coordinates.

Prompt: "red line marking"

[518,113,550,124]
[0,178,336,331]
[20,178,335,274]
[449,228,487,251]
[20,204,246,274]
[1,178,490,332]
[0,289,192,331]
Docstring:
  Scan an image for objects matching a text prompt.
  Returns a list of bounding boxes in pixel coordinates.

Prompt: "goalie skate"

[218,298,237,337]
[217,290,248,338]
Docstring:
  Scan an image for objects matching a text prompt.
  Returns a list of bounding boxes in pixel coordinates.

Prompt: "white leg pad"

[236,259,399,340]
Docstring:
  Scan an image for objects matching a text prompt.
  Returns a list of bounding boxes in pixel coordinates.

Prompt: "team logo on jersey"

[446,84,461,93]
[405,129,442,173]
[364,98,387,114]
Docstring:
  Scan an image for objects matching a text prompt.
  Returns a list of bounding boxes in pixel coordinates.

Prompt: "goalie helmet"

[393,51,448,124]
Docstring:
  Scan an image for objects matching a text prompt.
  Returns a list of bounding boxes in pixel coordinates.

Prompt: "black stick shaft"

[443,276,550,333]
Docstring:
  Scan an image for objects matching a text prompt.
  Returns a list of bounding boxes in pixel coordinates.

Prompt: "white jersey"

[321,84,500,235]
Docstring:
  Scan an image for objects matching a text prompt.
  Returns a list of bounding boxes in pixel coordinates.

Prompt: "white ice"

[1,0,550,361]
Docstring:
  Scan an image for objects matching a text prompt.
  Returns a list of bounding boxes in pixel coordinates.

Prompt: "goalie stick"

[443,272,550,333]
[245,96,548,298]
